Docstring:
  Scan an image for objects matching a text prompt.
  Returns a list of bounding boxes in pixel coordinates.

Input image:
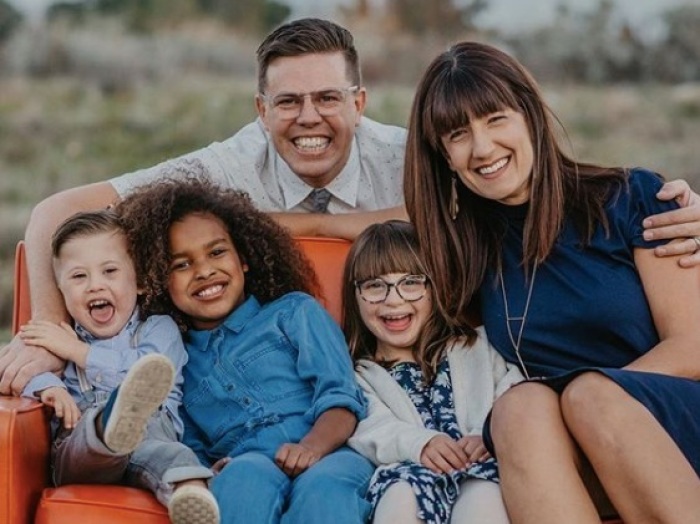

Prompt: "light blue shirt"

[181,292,365,466]
[111,117,407,213]
[23,310,188,436]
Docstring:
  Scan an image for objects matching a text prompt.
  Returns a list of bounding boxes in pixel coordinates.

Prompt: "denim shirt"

[22,310,188,436]
[181,292,366,465]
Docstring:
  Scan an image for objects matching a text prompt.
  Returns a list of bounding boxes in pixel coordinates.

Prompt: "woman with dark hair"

[404,41,700,522]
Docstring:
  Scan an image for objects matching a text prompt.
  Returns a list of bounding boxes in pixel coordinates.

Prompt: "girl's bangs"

[351,233,426,283]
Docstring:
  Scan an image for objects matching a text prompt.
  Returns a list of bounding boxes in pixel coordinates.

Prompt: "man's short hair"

[256,17,361,93]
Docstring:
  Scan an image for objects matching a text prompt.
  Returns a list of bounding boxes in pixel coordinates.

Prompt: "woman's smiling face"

[441,108,534,206]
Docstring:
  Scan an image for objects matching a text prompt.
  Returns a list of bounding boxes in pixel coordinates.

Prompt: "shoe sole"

[169,486,220,524]
[103,354,175,454]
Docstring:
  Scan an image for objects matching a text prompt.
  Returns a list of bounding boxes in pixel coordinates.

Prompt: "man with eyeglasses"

[112,17,408,234]
[0,18,410,395]
[3,17,700,396]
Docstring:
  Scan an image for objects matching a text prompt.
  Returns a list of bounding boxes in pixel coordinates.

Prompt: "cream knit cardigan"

[348,326,524,466]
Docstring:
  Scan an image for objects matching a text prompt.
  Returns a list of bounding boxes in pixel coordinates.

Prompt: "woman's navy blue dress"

[480,168,700,473]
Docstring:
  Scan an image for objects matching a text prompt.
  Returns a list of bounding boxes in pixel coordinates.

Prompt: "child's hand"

[420,434,469,474]
[20,321,88,366]
[211,457,231,475]
[457,435,491,465]
[40,387,81,429]
[275,443,320,477]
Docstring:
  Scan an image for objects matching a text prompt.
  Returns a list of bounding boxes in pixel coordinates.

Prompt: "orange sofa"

[1,238,623,524]
[1,238,351,524]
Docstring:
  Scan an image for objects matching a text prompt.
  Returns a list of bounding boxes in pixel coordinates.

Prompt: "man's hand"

[275,442,321,477]
[644,179,700,267]
[0,334,65,396]
[19,320,89,368]
[419,434,469,474]
[40,386,80,429]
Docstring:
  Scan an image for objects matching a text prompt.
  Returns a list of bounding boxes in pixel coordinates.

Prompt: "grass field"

[2,76,700,335]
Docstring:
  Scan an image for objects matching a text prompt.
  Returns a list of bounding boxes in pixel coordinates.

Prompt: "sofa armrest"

[0,395,51,524]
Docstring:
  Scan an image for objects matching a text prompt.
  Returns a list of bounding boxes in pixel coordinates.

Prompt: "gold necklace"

[499,262,538,380]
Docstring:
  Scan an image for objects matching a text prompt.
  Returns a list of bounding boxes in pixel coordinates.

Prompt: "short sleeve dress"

[480,168,700,473]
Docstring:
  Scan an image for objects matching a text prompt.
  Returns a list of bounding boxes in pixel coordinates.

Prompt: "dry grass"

[2,76,700,333]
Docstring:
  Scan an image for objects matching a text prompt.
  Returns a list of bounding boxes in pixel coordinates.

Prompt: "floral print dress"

[366,359,499,524]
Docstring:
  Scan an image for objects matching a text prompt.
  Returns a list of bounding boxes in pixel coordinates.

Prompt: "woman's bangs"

[426,71,517,141]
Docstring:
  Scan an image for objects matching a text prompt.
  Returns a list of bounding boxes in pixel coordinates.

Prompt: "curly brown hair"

[116,170,319,329]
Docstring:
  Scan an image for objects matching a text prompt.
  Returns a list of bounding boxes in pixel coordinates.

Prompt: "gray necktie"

[310,188,332,213]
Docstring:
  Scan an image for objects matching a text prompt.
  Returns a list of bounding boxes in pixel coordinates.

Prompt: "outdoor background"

[2,0,700,341]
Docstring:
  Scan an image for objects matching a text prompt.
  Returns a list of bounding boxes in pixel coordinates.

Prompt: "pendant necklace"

[499,262,538,379]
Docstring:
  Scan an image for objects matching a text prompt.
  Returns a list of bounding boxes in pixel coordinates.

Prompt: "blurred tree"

[197,0,289,34]
[93,0,289,34]
[508,0,646,84]
[355,0,369,19]
[386,0,487,36]
[650,5,700,82]
[0,0,21,42]
[94,0,199,32]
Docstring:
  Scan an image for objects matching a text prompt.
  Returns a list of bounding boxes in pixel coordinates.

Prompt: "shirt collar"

[74,308,140,342]
[222,295,261,333]
[186,295,261,352]
[273,137,361,210]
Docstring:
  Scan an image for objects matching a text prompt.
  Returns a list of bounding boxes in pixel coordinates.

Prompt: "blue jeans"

[211,446,373,524]
[52,403,212,505]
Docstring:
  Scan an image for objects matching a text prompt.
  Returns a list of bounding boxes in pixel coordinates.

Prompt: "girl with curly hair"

[117,173,374,524]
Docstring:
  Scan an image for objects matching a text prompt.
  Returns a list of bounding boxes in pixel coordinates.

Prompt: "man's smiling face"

[256,52,367,189]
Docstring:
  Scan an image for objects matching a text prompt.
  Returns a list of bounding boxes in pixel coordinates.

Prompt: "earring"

[449,174,459,221]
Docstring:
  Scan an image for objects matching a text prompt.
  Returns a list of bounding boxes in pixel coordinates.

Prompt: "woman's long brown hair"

[404,41,625,327]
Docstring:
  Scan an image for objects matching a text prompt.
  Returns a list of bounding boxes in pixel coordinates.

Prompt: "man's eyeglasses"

[260,86,359,120]
[355,274,429,304]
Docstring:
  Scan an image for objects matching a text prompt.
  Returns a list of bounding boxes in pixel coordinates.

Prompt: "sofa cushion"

[36,485,169,524]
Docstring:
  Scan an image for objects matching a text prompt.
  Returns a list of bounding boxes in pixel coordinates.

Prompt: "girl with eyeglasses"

[342,220,524,524]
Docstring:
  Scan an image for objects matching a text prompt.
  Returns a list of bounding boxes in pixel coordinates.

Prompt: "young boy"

[20,209,219,524]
